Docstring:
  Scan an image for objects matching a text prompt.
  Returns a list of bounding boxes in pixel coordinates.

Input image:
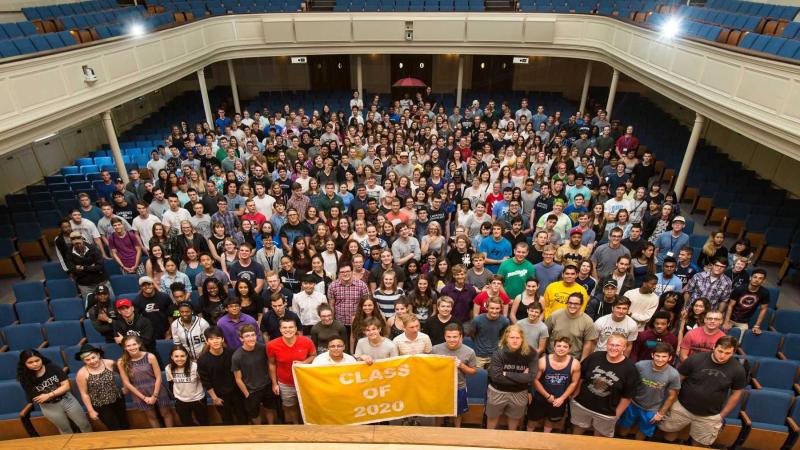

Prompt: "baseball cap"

[569,227,584,236]
[115,298,133,309]
[138,276,154,286]
[603,279,617,289]
[115,178,124,184]
[672,216,686,223]
[69,231,83,240]
[94,285,109,295]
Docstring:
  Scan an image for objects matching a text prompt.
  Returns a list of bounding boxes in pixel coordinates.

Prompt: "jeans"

[39,393,92,434]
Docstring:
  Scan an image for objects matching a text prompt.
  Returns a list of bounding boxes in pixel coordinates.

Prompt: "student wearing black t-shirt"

[229,244,266,294]
[197,327,248,425]
[659,336,746,447]
[16,350,92,434]
[571,334,640,437]
[722,269,769,336]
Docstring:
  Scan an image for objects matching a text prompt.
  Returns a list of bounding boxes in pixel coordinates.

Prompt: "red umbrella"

[392,77,427,87]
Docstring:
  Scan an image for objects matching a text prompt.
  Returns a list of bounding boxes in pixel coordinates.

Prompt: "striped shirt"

[327,278,370,325]
[373,288,405,318]
[393,332,432,356]
[171,315,210,360]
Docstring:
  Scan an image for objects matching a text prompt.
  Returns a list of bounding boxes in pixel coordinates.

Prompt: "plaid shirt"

[211,210,240,237]
[684,271,733,310]
[327,278,369,324]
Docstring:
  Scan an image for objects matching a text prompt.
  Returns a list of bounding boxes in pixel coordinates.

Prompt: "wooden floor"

[0,425,691,450]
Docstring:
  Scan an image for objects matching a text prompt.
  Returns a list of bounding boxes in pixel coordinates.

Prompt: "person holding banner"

[232,324,278,425]
[312,337,357,365]
[267,317,317,424]
[354,317,398,364]
[432,323,478,427]
[393,313,433,356]
[486,324,538,431]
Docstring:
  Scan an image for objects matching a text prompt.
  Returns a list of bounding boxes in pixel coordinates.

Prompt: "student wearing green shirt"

[498,242,537,300]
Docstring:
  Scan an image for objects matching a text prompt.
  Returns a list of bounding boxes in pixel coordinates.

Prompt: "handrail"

[0,425,692,450]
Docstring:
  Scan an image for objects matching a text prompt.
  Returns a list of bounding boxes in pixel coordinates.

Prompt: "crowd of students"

[15,90,766,444]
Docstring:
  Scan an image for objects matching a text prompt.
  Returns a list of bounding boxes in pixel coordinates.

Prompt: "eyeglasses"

[566,302,582,306]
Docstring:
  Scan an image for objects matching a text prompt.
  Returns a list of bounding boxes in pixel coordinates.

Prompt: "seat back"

[13,281,46,303]
[46,279,78,299]
[466,367,488,403]
[755,359,799,391]
[0,380,30,417]
[14,301,51,323]
[2,323,44,350]
[772,309,800,334]
[43,320,85,347]
[741,330,782,358]
[744,389,793,426]
[50,298,86,321]
[0,351,21,380]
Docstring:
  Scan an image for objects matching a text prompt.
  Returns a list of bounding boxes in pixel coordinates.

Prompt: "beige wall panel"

[670,49,702,82]
[184,28,207,53]
[295,18,351,42]
[736,68,788,113]
[352,17,406,41]
[699,57,739,94]
[523,17,555,43]
[162,35,188,60]
[781,79,800,123]
[748,144,781,180]
[33,139,68,176]
[628,34,650,62]
[553,18,582,41]
[583,21,614,45]
[648,41,672,72]
[104,48,139,81]
[414,19,465,41]
[612,28,631,53]
[136,41,165,71]
[11,67,66,110]
[0,80,16,118]
[235,19,265,41]
[466,17,524,42]
[262,18,295,43]
[63,57,105,94]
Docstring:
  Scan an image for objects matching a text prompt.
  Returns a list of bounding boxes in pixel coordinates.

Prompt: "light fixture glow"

[129,23,146,37]
[661,17,681,39]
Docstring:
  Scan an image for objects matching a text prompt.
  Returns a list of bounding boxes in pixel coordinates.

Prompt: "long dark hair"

[16,349,51,392]
[167,344,193,375]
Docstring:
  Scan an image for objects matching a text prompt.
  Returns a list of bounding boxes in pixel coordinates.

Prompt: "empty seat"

[50,298,86,321]
[43,321,85,347]
[14,301,51,324]
[740,330,783,360]
[46,279,79,299]
[2,323,45,350]
[13,281,46,303]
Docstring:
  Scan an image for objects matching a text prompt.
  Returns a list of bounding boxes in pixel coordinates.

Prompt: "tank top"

[536,355,574,399]
[86,366,120,407]
[515,296,537,322]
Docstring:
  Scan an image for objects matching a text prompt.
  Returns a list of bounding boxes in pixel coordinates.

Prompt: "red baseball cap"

[115,298,133,309]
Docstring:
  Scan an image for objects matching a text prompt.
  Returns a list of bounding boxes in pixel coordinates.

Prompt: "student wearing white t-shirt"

[594,297,639,356]
[132,202,161,252]
[166,345,209,426]
[252,183,275,220]
[312,337,357,365]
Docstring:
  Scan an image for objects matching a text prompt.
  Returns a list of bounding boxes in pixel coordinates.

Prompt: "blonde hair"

[119,335,144,375]
[498,324,530,356]
[702,231,724,258]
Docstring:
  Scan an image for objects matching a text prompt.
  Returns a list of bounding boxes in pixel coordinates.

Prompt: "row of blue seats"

[0,22,38,40]
[335,2,484,11]
[12,276,140,304]
[783,22,800,40]
[0,32,79,59]
[740,33,800,60]
[58,6,147,31]
[22,0,119,21]
[705,0,799,21]
[681,5,762,31]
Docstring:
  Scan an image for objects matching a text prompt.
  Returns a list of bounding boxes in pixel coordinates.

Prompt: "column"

[456,56,464,108]
[579,60,593,115]
[101,111,128,183]
[197,68,212,126]
[674,113,706,201]
[356,56,363,99]
[227,60,241,114]
[606,68,619,119]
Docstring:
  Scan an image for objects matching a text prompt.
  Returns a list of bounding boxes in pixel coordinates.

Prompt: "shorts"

[527,395,567,422]
[475,356,492,369]
[617,403,657,437]
[457,388,468,416]
[569,399,618,437]
[658,400,722,446]
[485,385,528,420]
[243,388,278,418]
[278,382,298,407]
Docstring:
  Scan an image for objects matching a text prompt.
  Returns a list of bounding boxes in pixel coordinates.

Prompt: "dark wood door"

[471,55,515,92]
[308,55,351,91]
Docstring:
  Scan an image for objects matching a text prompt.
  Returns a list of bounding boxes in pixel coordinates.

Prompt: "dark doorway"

[389,55,433,100]
[471,55,515,92]
[308,55,351,91]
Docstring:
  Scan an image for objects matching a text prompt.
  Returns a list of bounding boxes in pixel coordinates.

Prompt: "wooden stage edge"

[0,425,692,450]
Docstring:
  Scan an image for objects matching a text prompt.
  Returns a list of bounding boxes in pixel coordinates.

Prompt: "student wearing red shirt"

[679,310,725,362]
[472,275,510,317]
[241,199,267,229]
[267,317,316,424]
